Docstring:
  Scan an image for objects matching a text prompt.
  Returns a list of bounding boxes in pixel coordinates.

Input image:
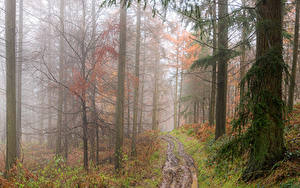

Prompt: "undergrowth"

[0,131,165,188]
[170,116,299,188]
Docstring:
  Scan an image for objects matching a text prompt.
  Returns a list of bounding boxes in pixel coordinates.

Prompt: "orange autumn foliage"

[165,25,202,71]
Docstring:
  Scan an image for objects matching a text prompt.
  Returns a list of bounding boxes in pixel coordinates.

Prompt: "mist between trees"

[0,0,299,186]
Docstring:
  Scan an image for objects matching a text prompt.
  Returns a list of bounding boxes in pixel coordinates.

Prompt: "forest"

[0,0,299,187]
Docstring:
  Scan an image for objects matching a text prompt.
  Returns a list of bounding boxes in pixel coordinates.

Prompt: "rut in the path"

[160,135,198,188]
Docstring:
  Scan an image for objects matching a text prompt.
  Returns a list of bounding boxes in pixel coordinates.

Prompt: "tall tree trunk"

[5,0,17,173]
[209,0,217,126]
[16,0,23,159]
[242,0,285,181]
[215,0,228,140]
[138,34,146,134]
[288,0,300,111]
[81,1,89,171]
[131,2,141,157]
[114,2,127,171]
[90,0,97,165]
[152,40,159,130]
[56,0,65,156]
[240,0,247,103]
[47,0,54,150]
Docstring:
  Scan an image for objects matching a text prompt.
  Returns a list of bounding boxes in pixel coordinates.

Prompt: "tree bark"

[131,2,141,157]
[193,101,197,124]
[114,2,127,171]
[90,0,97,165]
[56,0,65,156]
[138,34,146,134]
[288,0,300,111]
[178,70,183,127]
[215,0,228,140]
[240,0,247,103]
[209,0,217,126]
[242,0,285,181]
[16,0,23,159]
[5,0,17,173]
[174,31,179,129]
[152,40,159,130]
[202,98,205,123]
[63,93,68,160]
[126,70,131,137]
[81,1,89,171]
[47,0,54,150]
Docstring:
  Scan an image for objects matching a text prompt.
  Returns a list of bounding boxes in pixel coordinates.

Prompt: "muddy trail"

[160,135,198,188]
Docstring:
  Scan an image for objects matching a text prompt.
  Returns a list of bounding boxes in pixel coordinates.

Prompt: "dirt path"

[160,135,198,188]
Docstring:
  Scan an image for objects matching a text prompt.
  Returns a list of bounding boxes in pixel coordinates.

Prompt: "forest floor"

[0,131,166,187]
[168,104,300,187]
[0,104,300,187]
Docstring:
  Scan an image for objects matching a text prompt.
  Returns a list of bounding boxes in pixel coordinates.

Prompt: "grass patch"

[170,125,299,188]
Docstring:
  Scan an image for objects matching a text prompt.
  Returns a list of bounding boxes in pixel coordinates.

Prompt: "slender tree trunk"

[178,70,183,127]
[215,0,228,140]
[174,67,178,129]
[63,93,68,160]
[56,0,65,156]
[47,88,53,149]
[242,0,285,181]
[16,0,23,159]
[131,2,141,157]
[138,35,146,134]
[39,94,44,145]
[90,0,97,164]
[5,0,17,173]
[152,40,159,130]
[202,98,205,123]
[47,0,54,150]
[81,1,89,171]
[126,71,131,137]
[138,80,144,133]
[288,0,300,111]
[209,0,217,126]
[96,123,99,165]
[240,0,247,103]
[174,33,179,129]
[82,100,89,170]
[195,102,197,123]
[114,2,127,171]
